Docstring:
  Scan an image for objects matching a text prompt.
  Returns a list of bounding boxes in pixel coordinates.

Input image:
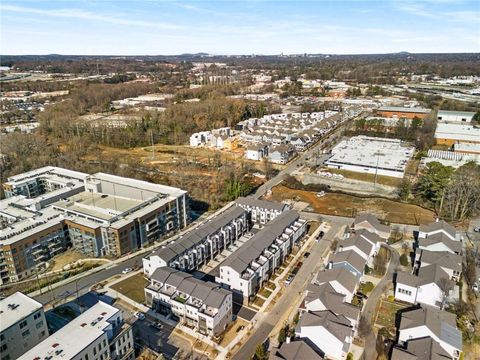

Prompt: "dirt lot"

[219,318,249,348]
[374,299,409,335]
[111,272,149,304]
[49,249,88,271]
[269,185,435,225]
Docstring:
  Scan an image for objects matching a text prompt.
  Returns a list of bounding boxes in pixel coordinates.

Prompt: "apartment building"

[218,210,307,303]
[19,301,134,360]
[235,197,290,225]
[145,267,232,336]
[143,206,248,276]
[1,167,188,284]
[0,292,49,360]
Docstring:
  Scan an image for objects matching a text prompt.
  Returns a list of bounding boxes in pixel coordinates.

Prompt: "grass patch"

[266,282,276,291]
[326,168,403,187]
[111,272,149,304]
[259,288,272,298]
[251,296,265,307]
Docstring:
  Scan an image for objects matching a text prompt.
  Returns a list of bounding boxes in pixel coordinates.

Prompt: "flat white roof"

[454,142,480,154]
[0,292,43,332]
[434,123,480,143]
[326,136,415,172]
[437,110,476,118]
[19,301,119,360]
[6,166,88,185]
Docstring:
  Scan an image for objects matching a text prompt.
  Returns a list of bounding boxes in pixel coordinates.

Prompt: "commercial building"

[235,197,290,225]
[437,110,476,124]
[218,210,307,303]
[398,305,462,359]
[434,123,480,146]
[144,267,232,336]
[143,206,248,276]
[1,167,188,285]
[325,136,415,178]
[376,106,431,119]
[0,292,49,360]
[19,301,134,360]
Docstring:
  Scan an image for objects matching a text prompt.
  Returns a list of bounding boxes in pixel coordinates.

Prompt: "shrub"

[346,353,354,360]
[400,253,409,266]
[362,281,375,294]
[387,295,395,302]
[364,265,371,274]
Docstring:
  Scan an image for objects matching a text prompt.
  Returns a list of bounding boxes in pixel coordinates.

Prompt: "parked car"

[134,312,145,320]
[303,252,311,258]
[318,231,325,239]
[284,274,294,285]
[472,283,479,293]
[474,227,480,233]
[236,325,245,332]
[150,321,163,330]
[122,268,133,274]
[316,191,326,198]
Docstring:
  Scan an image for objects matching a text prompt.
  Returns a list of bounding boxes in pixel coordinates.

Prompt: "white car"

[134,312,146,320]
[472,283,479,293]
[122,268,133,274]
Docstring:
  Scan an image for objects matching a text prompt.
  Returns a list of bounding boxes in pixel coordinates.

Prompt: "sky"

[1,0,479,55]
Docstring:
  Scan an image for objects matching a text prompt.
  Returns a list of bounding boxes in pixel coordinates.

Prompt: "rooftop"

[315,267,358,294]
[391,337,451,360]
[0,292,43,332]
[270,340,322,360]
[236,197,289,212]
[378,106,431,114]
[297,310,352,342]
[434,123,480,142]
[19,301,120,360]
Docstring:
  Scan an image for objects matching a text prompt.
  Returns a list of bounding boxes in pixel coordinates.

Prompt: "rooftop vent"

[7,303,19,310]
[51,343,59,348]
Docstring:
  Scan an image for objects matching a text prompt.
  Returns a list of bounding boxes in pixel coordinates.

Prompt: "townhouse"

[19,301,134,360]
[0,292,49,360]
[244,143,269,161]
[414,250,462,281]
[218,210,307,303]
[268,145,296,165]
[398,305,462,359]
[395,264,457,308]
[144,267,232,337]
[295,310,354,360]
[327,249,367,280]
[303,282,360,329]
[315,268,358,302]
[143,206,248,276]
[352,213,391,239]
[235,197,290,226]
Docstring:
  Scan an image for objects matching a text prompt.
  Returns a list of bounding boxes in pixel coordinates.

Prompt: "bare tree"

[358,315,372,338]
[438,277,454,309]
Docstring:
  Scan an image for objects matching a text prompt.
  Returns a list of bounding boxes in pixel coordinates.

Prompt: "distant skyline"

[1,0,479,55]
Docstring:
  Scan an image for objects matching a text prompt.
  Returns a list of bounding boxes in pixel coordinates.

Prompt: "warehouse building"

[434,123,480,146]
[437,110,476,124]
[325,136,415,178]
[376,106,430,119]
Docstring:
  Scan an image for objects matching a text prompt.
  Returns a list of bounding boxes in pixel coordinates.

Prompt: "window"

[19,320,28,328]
[22,329,30,337]
[103,339,107,347]
[85,355,89,360]
[36,321,44,329]
[39,330,46,339]
[0,344,7,351]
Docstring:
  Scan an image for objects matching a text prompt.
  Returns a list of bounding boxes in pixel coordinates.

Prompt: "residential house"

[315,268,358,302]
[398,305,462,359]
[327,249,367,280]
[352,213,391,239]
[391,337,452,360]
[295,310,354,360]
[268,145,296,165]
[269,340,323,360]
[418,220,457,241]
[245,144,269,161]
[417,233,462,255]
[415,250,462,281]
[338,232,378,266]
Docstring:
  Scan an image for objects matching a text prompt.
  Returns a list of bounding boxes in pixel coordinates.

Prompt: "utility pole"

[151,130,155,161]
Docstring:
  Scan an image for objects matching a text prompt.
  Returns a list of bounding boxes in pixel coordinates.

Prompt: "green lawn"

[259,288,272,298]
[111,272,149,304]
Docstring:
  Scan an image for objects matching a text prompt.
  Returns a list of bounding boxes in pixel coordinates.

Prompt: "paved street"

[231,221,346,360]
[362,244,400,360]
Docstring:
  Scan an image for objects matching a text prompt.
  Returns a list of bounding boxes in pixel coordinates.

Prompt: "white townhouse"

[352,213,391,240]
[415,250,462,281]
[303,282,360,330]
[143,206,248,276]
[398,305,462,359]
[394,264,457,308]
[245,144,269,161]
[145,267,232,337]
[235,197,290,226]
[190,131,212,147]
[218,210,307,303]
[315,268,359,303]
[295,310,354,360]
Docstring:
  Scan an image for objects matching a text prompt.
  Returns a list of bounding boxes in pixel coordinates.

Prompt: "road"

[231,220,348,360]
[362,244,400,360]
[34,252,148,305]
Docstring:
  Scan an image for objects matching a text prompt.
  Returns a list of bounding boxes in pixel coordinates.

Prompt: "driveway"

[362,244,400,360]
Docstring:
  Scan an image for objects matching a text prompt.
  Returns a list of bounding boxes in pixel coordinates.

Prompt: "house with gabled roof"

[419,220,457,241]
[315,268,358,302]
[352,213,391,239]
[391,337,452,360]
[327,249,367,279]
[415,250,462,281]
[295,310,354,360]
[417,233,462,255]
[398,305,462,359]
[269,340,323,360]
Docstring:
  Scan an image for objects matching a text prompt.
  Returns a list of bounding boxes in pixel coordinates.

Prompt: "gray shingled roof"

[154,206,246,263]
[298,310,352,342]
[221,210,300,273]
[419,250,462,273]
[329,249,367,274]
[339,234,374,258]
[419,220,456,238]
[150,267,230,309]
[236,197,289,212]
[399,305,462,351]
[315,268,358,294]
[354,213,391,234]
[355,229,383,244]
[391,337,451,360]
[418,233,462,254]
[270,340,322,360]
[397,264,453,289]
[304,283,360,322]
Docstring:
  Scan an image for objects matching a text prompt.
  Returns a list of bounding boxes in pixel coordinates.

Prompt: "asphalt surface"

[362,244,400,360]
[34,252,148,305]
[231,220,347,360]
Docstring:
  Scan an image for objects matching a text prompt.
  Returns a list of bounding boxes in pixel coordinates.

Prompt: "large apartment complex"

[0,167,188,284]
[19,301,134,360]
[0,292,49,360]
[145,267,233,336]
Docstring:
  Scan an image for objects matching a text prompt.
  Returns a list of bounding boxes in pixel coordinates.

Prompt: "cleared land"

[269,185,435,225]
[324,167,403,187]
[111,272,149,304]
